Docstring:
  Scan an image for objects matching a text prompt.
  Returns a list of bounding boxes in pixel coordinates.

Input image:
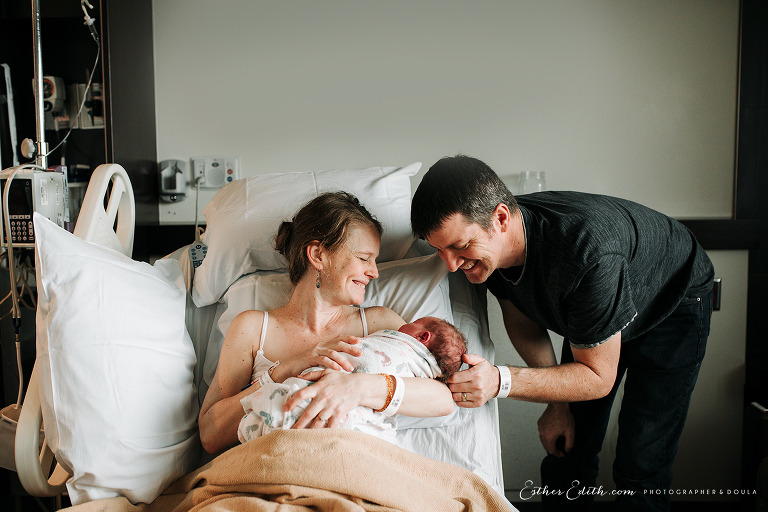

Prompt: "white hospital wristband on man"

[495,365,511,398]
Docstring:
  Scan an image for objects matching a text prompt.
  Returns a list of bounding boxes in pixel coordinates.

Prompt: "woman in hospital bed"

[238,315,467,444]
[198,191,456,454]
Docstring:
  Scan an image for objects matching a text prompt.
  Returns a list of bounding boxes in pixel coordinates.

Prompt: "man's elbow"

[588,372,617,400]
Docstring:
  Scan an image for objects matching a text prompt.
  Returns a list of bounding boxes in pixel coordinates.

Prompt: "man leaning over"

[410,155,714,512]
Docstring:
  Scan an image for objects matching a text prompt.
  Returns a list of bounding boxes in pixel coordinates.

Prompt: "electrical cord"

[42,45,100,160]
[0,253,36,314]
[194,175,204,237]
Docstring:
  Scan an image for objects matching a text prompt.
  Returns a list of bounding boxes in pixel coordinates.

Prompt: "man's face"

[425,213,506,284]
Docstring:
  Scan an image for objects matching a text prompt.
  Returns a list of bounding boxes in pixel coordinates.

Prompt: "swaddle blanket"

[238,329,442,443]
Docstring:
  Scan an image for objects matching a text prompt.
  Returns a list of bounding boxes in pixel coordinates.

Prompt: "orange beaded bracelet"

[374,374,396,412]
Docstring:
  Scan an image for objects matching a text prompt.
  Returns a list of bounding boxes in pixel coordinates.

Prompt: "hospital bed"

[14,162,514,511]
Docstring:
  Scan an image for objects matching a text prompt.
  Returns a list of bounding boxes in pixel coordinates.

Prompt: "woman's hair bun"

[274,220,294,256]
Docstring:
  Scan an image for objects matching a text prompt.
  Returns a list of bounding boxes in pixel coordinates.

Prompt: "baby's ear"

[419,331,432,346]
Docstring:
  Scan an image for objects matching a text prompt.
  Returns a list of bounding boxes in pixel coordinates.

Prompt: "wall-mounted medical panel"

[158,155,239,225]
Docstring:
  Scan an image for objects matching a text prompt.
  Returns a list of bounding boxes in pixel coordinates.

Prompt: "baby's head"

[398,317,467,380]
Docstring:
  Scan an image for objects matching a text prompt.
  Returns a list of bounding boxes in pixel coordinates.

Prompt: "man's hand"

[446,354,500,407]
[537,403,575,457]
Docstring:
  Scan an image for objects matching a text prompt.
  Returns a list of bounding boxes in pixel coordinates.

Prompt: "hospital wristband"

[257,371,273,387]
[495,365,512,399]
[374,374,396,413]
[381,375,405,417]
[257,361,280,387]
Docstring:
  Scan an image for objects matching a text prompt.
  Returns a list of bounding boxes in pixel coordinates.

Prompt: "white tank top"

[250,307,369,382]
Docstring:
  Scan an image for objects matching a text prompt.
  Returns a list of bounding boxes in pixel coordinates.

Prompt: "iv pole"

[31,0,48,169]
[0,0,48,425]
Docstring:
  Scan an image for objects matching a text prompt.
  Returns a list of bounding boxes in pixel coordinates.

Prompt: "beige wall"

[153,0,739,223]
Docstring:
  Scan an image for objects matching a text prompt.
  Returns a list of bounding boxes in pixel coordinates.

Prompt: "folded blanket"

[60,429,514,512]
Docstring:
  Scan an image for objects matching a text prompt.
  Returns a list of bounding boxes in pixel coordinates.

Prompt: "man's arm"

[447,299,621,404]
[498,298,621,402]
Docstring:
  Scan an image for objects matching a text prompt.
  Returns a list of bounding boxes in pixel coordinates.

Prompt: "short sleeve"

[565,254,637,349]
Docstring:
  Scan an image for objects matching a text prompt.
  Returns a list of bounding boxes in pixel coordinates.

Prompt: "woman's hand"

[271,336,363,383]
[284,370,378,429]
[285,370,456,429]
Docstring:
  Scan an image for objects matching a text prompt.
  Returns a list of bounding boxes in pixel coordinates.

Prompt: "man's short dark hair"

[411,155,517,239]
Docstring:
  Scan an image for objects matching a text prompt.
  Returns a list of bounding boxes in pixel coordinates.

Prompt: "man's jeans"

[541,290,713,512]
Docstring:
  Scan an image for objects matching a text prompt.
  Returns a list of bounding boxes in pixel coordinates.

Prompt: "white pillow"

[33,214,199,505]
[199,253,452,402]
[191,162,421,306]
[360,252,452,324]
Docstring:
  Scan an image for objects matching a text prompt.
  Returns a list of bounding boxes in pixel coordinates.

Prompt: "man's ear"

[306,241,325,270]
[494,203,513,232]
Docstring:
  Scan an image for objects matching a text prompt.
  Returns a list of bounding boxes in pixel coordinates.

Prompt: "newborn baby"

[238,316,466,444]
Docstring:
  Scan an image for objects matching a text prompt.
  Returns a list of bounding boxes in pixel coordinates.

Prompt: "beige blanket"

[62,429,512,512]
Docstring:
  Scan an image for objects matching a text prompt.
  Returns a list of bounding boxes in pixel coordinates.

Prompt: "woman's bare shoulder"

[232,308,266,323]
[362,306,405,331]
[226,309,266,342]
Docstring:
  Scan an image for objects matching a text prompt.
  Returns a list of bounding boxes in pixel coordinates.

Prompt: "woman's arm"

[286,371,455,429]
[198,311,262,454]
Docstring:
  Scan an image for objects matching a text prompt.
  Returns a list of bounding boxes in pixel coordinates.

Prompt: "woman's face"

[323,223,380,306]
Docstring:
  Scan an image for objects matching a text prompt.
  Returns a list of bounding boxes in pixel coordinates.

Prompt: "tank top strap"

[359,307,368,337]
[257,311,269,355]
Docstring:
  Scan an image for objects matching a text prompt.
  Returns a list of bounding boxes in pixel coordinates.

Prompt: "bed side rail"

[73,163,135,256]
